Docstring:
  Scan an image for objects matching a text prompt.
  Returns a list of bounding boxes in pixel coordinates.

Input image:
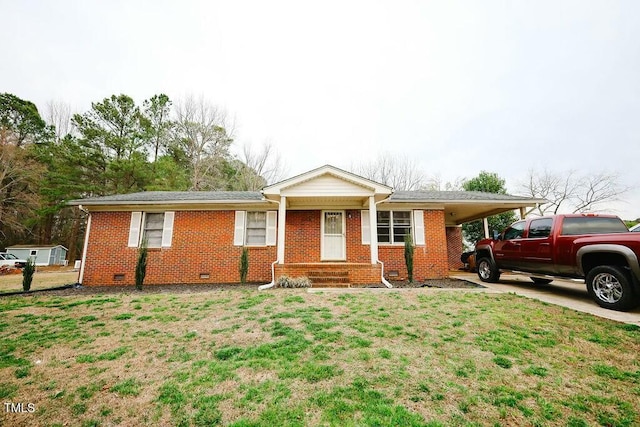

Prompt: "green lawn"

[0,288,638,426]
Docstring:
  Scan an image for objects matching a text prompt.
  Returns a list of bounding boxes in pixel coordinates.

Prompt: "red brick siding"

[378,210,449,280]
[346,210,371,263]
[275,263,381,284]
[82,208,452,286]
[83,211,275,286]
[284,210,370,263]
[446,226,464,270]
[284,211,321,263]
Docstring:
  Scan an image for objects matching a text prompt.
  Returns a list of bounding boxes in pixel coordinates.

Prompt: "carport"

[389,190,546,236]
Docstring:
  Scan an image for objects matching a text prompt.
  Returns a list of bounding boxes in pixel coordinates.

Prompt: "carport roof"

[390,190,539,202]
[386,191,546,225]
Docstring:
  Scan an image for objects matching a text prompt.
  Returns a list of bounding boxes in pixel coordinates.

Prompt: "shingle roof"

[390,190,538,202]
[6,244,68,250]
[71,190,543,206]
[71,191,264,205]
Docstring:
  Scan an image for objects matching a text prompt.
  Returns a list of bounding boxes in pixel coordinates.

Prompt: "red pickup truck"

[474,214,640,311]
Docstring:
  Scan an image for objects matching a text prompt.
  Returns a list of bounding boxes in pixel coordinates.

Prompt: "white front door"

[322,211,346,260]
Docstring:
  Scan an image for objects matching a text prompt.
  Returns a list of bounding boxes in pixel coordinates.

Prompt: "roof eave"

[69,199,270,207]
[389,198,547,205]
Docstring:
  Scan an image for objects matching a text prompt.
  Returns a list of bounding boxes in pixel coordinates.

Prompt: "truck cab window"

[503,221,525,240]
[528,218,553,238]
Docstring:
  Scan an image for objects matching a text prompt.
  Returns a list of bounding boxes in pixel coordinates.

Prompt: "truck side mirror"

[493,230,500,240]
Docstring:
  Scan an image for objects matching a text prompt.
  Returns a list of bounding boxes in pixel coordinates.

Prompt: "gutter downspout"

[258,260,278,291]
[258,197,280,290]
[377,260,393,288]
[78,205,91,285]
[375,197,393,288]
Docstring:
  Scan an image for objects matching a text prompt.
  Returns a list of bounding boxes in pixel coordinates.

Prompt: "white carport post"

[483,217,490,239]
[277,196,287,263]
[368,196,378,264]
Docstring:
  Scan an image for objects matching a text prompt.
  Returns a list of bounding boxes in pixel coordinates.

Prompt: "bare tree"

[574,172,630,213]
[235,142,287,190]
[172,95,235,190]
[519,168,628,215]
[424,173,465,191]
[0,145,42,240]
[350,152,427,191]
[44,100,73,141]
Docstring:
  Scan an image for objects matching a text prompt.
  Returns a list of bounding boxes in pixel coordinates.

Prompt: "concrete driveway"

[451,272,640,326]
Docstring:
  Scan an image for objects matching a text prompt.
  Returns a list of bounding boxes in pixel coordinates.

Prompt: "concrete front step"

[309,276,350,283]
[311,282,351,288]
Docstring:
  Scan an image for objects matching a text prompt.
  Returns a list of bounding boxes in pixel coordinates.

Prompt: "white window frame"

[320,210,347,261]
[233,211,277,247]
[377,210,413,245]
[127,211,174,248]
[245,211,268,246]
[142,212,165,248]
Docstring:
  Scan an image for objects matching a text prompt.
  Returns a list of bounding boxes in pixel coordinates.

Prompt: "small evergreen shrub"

[404,233,414,283]
[135,240,148,291]
[239,247,249,284]
[276,275,312,288]
[22,259,36,292]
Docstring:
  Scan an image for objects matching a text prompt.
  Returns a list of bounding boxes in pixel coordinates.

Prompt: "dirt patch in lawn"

[0,271,78,294]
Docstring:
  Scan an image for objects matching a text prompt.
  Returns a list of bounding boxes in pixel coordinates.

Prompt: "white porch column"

[368,196,378,264]
[277,196,287,263]
[483,217,490,239]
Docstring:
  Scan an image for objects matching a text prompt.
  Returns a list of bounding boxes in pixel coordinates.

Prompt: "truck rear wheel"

[586,265,639,311]
[477,257,500,283]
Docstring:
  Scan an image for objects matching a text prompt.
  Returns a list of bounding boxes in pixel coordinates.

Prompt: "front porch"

[275,262,382,287]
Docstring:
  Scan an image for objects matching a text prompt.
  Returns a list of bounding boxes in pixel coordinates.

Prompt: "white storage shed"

[6,245,68,266]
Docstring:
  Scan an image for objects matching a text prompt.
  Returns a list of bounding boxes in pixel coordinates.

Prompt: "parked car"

[630,223,640,232]
[0,252,27,268]
[475,214,640,311]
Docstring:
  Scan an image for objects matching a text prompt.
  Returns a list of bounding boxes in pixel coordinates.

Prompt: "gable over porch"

[261,165,393,267]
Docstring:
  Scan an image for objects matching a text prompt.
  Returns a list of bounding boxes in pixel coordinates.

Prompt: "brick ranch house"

[70,165,543,288]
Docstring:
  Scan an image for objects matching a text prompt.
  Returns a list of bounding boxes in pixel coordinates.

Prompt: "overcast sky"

[3,0,639,219]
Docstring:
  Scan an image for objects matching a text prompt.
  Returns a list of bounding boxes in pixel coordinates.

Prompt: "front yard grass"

[0,288,639,426]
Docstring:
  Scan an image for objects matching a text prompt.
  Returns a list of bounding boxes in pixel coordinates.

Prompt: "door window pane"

[324,212,342,234]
